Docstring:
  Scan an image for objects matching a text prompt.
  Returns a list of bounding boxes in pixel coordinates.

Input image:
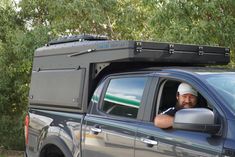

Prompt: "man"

[154,82,198,128]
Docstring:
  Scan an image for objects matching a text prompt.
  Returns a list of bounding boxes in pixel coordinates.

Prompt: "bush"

[0,115,25,150]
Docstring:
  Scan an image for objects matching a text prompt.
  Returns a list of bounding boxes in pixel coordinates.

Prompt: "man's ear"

[176,92,179,100]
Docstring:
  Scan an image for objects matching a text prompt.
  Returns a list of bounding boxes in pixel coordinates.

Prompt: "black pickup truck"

[24,35,235,157]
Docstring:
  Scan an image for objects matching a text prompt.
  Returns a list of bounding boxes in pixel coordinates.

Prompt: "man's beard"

[176,102,194,110]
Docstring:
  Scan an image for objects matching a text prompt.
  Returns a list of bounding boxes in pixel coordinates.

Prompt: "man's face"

[176,93,197,109]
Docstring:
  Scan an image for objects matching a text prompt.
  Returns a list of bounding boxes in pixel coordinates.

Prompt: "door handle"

[140,137,158,147]
[91,127,102,133]
[90,125,102,135]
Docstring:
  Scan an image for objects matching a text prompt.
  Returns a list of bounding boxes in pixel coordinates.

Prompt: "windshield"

[199,72,235,113]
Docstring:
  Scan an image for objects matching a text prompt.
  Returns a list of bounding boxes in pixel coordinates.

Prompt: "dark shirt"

[161,107,178,116]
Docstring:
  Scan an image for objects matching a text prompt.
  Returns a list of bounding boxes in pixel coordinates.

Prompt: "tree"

[18,0,234,64]
[146,0,235,65]
[18,0,150,39]
[0,1,49,149]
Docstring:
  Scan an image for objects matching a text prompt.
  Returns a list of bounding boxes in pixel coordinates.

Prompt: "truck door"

[135,78,225,157]
[83,75,151,157]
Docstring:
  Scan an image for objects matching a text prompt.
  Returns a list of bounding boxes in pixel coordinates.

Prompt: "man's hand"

[154,114,174,129]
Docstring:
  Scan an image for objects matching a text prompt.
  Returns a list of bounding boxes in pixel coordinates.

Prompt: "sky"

[14,0,20,4]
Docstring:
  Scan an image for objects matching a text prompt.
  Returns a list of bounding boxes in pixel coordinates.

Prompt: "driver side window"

[157,80,208,115]
[153,79,216,130]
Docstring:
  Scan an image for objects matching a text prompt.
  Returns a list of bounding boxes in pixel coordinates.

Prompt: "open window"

[154,79,223,135]
[157,80,208,115]
[157,80,180,114]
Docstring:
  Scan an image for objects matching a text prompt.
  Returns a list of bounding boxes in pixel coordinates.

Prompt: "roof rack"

[47,34,108,46]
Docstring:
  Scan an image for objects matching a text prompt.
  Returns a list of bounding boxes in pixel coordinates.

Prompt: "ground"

[0,149,23,157]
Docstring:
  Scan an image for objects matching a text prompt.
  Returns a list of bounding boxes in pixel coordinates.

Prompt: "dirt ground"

[0,149,24,157]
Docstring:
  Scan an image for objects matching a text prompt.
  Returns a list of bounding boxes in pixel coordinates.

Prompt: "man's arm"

[154,114,174,129]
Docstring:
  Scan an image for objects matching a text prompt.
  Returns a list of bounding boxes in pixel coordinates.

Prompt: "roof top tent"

[29,35,230,113]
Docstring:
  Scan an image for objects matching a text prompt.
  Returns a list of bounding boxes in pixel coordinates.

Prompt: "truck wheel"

[40,144,65,157]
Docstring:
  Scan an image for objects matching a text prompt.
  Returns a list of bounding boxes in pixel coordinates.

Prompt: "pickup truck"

[24,35,235,157]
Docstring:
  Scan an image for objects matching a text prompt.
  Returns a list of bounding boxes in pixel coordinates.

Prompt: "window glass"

[101,77,147,118]
[90,82,105,104]
[202,73,235,113]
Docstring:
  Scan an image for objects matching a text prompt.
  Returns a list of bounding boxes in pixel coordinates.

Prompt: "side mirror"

[173,108,221,134]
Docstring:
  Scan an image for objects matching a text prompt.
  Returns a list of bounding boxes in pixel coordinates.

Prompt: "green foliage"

[147,0,235,65]
[0,27,50,115]
[0,115,25,150]
[0,1,50,150]
[148,0,235,46]
[0,6,25,150]
[18,0,148,39]
[0,0,234,150]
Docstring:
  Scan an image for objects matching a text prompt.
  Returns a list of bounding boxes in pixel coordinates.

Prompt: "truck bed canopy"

[29,35,230,113]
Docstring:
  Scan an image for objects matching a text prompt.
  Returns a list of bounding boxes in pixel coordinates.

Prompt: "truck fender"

[39,135,73,157]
